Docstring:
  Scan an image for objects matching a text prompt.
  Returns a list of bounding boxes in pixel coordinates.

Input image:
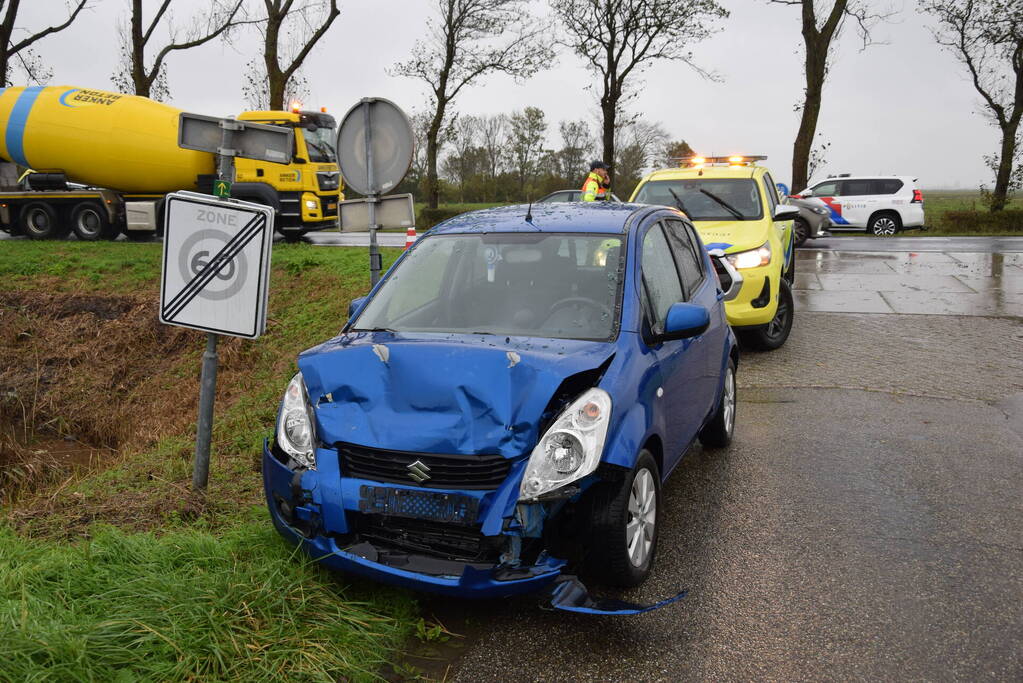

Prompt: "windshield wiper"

[351,326,396,333]
[667,187,690,216]
[699,189,744,220]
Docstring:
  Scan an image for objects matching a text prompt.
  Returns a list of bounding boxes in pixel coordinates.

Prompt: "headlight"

[304,199,318,209]
[276,372,317,469]
[726,242,771,269]
[811,206,829,215]
[519,388,611,500]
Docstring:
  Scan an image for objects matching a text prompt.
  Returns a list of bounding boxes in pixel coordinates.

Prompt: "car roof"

[429,202,657,235]
[811,176,917,183]
[643,165,764,181]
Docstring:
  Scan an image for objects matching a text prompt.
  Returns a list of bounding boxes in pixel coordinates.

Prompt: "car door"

[807,180,846,227]
[663,217,725,419]
[762,172,792,270]
[837,179,876,227]
[640,220,706,473]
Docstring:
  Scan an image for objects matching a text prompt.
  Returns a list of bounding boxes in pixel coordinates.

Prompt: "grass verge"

[0,240,419,680]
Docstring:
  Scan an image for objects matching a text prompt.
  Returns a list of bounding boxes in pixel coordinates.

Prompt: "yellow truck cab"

[236,107,342,238]
[630,156,798,350]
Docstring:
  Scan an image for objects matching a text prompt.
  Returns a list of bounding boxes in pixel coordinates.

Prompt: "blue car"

[263,202,738,614]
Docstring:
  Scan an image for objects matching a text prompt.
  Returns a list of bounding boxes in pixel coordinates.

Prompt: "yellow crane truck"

[0,86,342,241]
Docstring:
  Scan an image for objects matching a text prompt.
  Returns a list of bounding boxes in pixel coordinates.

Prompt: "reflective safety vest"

[581,172,608,201]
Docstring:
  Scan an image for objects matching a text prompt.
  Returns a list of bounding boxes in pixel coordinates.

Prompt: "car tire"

[739,277,794,351]
[20,202,66,240]
[699,359,736,449]
[585,450,660,588]
[792,217,810,247]
[868,211,901,236]
[71,202,116,241]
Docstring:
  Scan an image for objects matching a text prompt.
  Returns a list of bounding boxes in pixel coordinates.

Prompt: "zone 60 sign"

[160,192,274,339]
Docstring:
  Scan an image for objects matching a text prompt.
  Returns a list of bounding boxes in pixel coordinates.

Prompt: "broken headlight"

[519,388,611,501]
[277,372,317,469]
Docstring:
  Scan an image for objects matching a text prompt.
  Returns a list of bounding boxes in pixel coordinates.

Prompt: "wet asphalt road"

[433,310,1023,682]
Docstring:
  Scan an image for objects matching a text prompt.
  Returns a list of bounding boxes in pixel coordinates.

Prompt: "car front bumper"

[261,440,566,598]
[723,263,779,327]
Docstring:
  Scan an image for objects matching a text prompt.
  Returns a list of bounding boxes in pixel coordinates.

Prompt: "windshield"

[302,126,336,163]
[633,178,763,221]
[352,232,624,341]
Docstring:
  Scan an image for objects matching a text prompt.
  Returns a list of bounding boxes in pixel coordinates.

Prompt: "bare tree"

[0,0,88,87]
[614,119,669,196]
[111,0,245,101]
[447,114,481,202]
[479,113,508,200]
[921,0,1022,210]
[246,0,340,111]
[552,0,727,183]
[508,106,548,198]
[391,0,553,208]
[769,0,895,192]
[557,119,594,181]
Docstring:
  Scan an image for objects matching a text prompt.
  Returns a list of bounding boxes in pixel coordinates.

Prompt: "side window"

[812,181,838,197]
[663,219,704,297]
[840,179,873,196]
[762,173,779,212]
[877,179,904,194]
[641,224,684,333]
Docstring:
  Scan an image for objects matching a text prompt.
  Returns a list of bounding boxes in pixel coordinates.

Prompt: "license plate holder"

[358,486,480,525]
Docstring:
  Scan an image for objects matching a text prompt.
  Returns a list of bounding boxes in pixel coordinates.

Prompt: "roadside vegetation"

[920,190,1023,235]
[0,241,424,680]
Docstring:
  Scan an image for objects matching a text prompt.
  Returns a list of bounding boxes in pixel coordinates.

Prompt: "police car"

[630,156,797,351]
[795,175,926,236]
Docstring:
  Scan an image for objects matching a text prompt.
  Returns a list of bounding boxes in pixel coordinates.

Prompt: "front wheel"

[584,450,661,588]
[792,217,810,247]
[738,277,794,351]
[20,202,66,240]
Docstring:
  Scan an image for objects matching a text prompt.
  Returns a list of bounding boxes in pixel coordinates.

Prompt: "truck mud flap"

[544,575,687,616]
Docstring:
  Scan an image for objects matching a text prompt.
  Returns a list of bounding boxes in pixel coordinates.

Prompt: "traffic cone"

[404,226,417,250]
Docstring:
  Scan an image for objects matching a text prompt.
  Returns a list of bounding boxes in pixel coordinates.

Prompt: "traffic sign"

[178,113,294,165]
[336,98,414,196]
[214,179,232,198]
[339,193,415,232]
[160,191,274,339]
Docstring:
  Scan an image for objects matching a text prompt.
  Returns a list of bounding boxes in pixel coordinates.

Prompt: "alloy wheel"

[872,217,897,236]
[722,367,736,436]
[765,296,790,340]
[626,468,656,567]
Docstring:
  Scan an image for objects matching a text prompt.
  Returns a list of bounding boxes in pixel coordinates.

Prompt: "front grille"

[338,443,514,490]
[352,514,500,563]
[316,171,340,191]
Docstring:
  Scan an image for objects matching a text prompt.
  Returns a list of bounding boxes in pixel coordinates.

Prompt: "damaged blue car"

[263,202,738,613]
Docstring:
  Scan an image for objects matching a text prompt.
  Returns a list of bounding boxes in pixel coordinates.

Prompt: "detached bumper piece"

[545,576,688,616]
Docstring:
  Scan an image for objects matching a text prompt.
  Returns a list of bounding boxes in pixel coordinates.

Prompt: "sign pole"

[362,101,382,285]
[191,121,238,494]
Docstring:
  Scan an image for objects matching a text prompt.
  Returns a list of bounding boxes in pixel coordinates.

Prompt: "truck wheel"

[71,202,115,241]
[584,450,661,587]
[20,202,66,240]
[738,277,794,351]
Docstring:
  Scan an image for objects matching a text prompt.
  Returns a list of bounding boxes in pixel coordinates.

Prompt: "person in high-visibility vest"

[581,160,610,201]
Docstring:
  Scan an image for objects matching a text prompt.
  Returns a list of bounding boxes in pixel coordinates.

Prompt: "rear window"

[875,179,904,194]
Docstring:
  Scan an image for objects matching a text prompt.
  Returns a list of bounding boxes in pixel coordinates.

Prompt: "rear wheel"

[739,277,794,351]
[71,202,115,241]
[20,202,66,240]
[868,212,901,236]
[585,450,660,587]
[699,360,736,448]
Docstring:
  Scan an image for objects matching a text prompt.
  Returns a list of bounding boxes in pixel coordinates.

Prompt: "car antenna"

[525,198,534,223]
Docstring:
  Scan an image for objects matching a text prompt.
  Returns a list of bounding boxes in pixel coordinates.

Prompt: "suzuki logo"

[407,459,431,484]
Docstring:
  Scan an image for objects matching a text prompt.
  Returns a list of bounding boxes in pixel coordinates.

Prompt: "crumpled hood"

[693,219,770,253]
[298,333,615,458]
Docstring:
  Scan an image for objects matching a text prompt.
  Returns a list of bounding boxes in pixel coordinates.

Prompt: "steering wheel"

[548,296,612,320]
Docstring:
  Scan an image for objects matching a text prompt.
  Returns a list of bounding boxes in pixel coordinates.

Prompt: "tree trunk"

[129,0,149,97]
[426,112,443,209]
[990,120,1019,212]
[792,37,827,193]
[601,100,616,185]
[0,54,8,88]
[264,7,283,110]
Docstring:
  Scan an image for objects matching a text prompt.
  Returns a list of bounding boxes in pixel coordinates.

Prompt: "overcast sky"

[17,0,996,189]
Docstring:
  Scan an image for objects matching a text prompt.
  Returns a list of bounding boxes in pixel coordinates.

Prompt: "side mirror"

[798,189,813,197]
[773,205,800,221]
[348,296,367,320]
[662,302,710,340]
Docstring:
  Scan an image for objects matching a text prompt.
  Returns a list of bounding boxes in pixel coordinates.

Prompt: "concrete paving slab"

[954,274,1023,293]
[816,273,975,293]
[793,272,822,290]
[794,290,894,313]
[879,291,1023,317]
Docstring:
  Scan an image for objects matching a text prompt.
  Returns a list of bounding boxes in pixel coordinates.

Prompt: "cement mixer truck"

[0,85,342,241]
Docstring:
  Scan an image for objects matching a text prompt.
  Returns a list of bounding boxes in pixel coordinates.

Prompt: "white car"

[797,175,925,236]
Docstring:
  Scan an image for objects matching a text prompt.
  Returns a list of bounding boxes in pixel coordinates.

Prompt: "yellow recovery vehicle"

[0,86,342,241]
